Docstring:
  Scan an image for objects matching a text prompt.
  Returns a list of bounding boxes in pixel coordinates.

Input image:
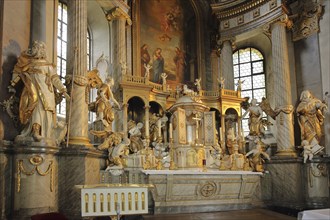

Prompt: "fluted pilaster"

[66,0,91,147]
[271,17,296,157]
[220,40,235,90]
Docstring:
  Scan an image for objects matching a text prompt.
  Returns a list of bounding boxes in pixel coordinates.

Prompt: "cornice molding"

[212,0,270,20]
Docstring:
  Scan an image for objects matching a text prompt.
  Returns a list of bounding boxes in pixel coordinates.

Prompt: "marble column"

[66,0,91,147]
[106,7,130,90]
[30,0,46,43]
[145,105,150,146]
[271,16,296,157]
[123,103,128,138]
[220,39,235,90]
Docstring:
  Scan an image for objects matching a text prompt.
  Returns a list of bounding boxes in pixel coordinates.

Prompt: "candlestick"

[169,123,173,139]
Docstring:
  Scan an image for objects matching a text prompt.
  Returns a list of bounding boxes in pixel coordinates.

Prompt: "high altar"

[93,73,265,213]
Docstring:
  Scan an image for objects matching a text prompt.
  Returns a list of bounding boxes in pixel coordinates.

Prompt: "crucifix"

[192,112,202,145]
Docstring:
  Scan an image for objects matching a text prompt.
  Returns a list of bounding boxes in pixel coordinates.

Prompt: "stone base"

[58,147,106,219]
[264,157,330,210]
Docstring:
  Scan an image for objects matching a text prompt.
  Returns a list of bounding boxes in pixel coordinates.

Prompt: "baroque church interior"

[0,0,329,219]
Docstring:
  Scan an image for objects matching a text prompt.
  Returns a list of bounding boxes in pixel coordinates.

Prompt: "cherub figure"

[161,72,167,85]
[194,78,201,94]
[246,140,270,172]
[144,63,152,79]
[217,77,225,89]
[236,79,244,91]
[301,140,314,163]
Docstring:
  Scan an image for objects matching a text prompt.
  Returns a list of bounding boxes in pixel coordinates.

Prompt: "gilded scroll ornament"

[16,155,54,193]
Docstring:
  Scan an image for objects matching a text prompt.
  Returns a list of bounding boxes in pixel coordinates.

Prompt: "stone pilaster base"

[264,157,330,212]
[58,147,106,219]
[0,141,13,220]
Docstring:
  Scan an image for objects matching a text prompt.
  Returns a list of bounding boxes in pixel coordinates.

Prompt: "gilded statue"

[246,140,270,172]
[98,132,129,169]
[89,76,121,131]
[9,41,70,143]
[297,90,327,147]
[242,98,270,137]
[128,120,144,153]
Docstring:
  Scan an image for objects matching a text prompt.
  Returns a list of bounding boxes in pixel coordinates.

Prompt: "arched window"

[57,2,92,119]
[57,1,67,116]
[233,48,266,136]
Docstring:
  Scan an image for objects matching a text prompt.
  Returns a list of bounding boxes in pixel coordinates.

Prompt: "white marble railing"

[76,184,153,218]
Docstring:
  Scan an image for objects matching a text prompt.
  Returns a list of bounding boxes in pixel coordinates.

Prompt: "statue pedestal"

[11,142,59,219]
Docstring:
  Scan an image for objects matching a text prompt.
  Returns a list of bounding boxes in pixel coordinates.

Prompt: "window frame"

[233,47,267,136]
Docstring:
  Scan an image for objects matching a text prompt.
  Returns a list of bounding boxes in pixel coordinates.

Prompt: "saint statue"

[9,41,70,143]
[297,90,327,146]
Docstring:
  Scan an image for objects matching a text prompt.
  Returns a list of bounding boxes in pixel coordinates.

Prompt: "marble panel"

[140,171,261,214]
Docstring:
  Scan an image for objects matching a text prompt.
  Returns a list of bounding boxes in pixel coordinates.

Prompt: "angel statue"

[8,41,70,144]
[88,74,121,131]
[242,98,272,137]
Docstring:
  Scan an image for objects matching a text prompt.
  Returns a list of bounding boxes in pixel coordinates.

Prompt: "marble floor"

[141,209,296,220]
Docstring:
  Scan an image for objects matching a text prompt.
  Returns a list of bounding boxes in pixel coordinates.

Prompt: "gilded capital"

[218,36,236,52]
[106,7,132,25]
[279,14,294,29]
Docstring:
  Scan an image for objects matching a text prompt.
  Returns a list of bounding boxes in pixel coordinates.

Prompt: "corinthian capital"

[279,14,294,29]
[290,0,323,41]
[106,7,132,25]
[217,36,236,51]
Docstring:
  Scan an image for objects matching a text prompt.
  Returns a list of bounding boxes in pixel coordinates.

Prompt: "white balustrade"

[76,184,153,218]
